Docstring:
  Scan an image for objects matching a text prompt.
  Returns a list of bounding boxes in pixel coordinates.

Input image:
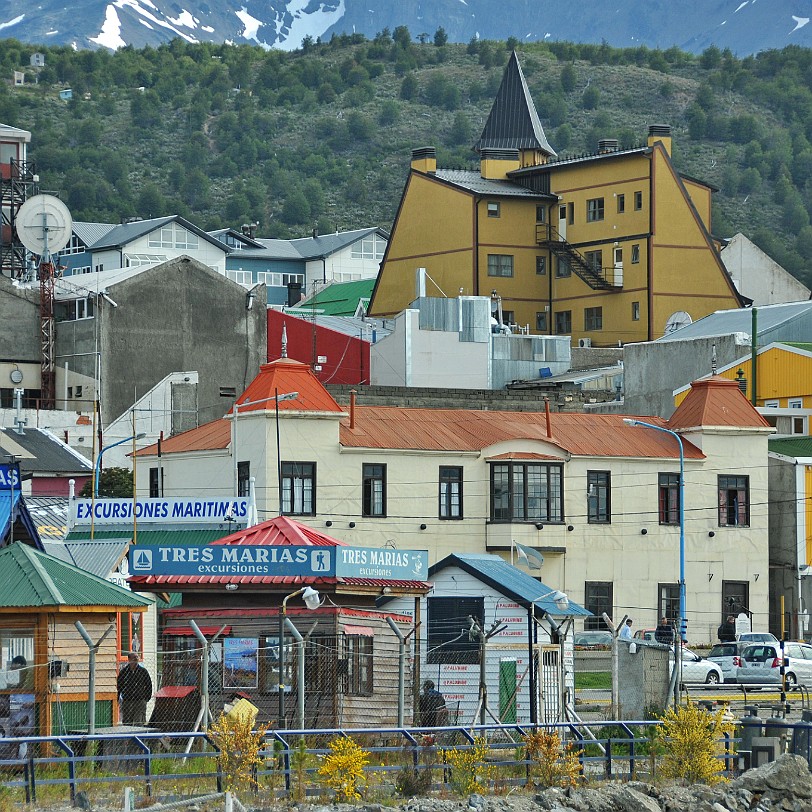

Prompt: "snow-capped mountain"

[2,0,811,54]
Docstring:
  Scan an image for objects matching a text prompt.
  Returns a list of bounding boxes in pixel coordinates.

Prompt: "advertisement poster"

[223,638,258,689]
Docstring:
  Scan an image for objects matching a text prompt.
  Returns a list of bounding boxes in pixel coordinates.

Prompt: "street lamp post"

[231,392,298,499]
[93,433,146,497]
[278,586,321,729]
[624,418,686,643]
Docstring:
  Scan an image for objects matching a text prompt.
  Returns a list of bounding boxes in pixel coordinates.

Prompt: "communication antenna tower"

[15,194,73,408]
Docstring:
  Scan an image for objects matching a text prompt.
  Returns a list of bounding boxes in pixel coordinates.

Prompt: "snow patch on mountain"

[274,0,347,50]
[0,15,25,32]
[90,5,126,49]
[236,7,263,42]
[791,16,810,32]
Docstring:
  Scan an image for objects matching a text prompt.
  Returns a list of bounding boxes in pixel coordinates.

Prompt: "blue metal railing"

[0,720,770,803]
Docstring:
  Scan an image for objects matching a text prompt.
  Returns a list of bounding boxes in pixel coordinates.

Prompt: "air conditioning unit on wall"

[578,338,592,348]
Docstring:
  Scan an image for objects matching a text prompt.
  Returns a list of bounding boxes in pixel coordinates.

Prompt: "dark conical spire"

[474,51,556,159]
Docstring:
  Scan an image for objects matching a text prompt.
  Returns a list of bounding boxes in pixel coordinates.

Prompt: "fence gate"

[537,645,562,724]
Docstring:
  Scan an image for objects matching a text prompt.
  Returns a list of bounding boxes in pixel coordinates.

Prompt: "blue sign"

[129,544,333,577]
[128,544,430,582]
[0,464,21,491]
[335,546,429,581]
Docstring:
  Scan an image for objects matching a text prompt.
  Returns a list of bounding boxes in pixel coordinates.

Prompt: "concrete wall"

[768,454,799,636]
[624,334,750,418]
[55,257,267,428]
[0,277,40,363]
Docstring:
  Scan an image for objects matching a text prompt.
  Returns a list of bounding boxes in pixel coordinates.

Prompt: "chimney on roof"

[647,124,672,156]
[544,397,552,438]
[735,368,747,396]
[598,138,619,153]
[411,147,436,174]
[349,389,356,429]
[480,148,520,180]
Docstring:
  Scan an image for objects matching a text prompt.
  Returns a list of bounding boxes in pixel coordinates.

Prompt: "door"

[613,247,623,287]
[558,205,567,241]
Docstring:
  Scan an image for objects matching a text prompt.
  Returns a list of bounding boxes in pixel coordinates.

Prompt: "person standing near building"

[654,617,675,646]
[419,680,448,727]
[717,615,736,643]
[619,619,633,641]
[117,652,152,726]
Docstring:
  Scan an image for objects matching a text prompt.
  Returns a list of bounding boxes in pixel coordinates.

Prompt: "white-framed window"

[124,253,167,267]
[351,234,386,261]
[227,270,254,285]
[58,235,87,256]
[256,272,305,287]
[792,416,807,434]
[487,201,500,218]
[764,400,779,408]
[789,399,804,409]
[149,223,199,250]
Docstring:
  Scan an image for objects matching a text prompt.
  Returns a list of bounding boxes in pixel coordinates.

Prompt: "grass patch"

[575,671,611,690]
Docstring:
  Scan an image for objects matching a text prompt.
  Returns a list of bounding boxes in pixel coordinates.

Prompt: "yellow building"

[369,51,742,346]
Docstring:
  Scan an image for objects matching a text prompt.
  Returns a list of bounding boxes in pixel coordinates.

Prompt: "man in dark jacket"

[654,617,675,646]
[717,615,736,643]
[117,653,152,725]
[419,680,448,727]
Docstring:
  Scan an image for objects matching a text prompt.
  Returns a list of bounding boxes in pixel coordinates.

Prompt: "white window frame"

[789,399,803,409]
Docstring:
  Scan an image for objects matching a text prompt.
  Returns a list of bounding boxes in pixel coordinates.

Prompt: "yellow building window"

[632,301,640,321]
[617,194,625,213]
[634,191,643,210]
[586,198,605,222]
[487,201,500,218]
[584,307,603,330]
[487,254,514,277]
[631,244,640,263]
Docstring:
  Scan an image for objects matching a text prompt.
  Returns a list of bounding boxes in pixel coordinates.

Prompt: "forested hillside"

[1,33,812,288]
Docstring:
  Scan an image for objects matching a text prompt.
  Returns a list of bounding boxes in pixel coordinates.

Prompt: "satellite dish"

[664,311,693,335]
[15,194,73,258]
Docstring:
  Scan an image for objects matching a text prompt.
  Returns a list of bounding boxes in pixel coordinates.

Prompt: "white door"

[613,247,623,287]
[558,205,567,241]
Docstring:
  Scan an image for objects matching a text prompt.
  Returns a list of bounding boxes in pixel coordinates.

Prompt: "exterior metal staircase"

[535,224,619,291]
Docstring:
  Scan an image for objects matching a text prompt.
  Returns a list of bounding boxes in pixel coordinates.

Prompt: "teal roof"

[292,279,376,317]
[66,529,229,545]
[429,553,590,617]
[781,342,812,353]
[0,542,152,608]
[770,436,812,458]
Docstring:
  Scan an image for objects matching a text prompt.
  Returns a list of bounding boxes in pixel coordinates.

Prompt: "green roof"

[770,436,812,458]
[66,529,228,545]
[292,279,376,316]
[0,543,153,608]
[781,342,812,354]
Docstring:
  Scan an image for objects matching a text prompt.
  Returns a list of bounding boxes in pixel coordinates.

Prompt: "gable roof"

[0,427,92,476]
[1,490,42,550]
[433,170,552,198]
[291,279,376,317]
[136,417,231,456]
[41,539,129,578]
[71,222,117,248]
[88,216,226,253]
[288,227,388,260]
[474,51,556,158]
[668,376,771,430]
[207,228,265,249]
[430,553,589,617]
[0,542,151,608]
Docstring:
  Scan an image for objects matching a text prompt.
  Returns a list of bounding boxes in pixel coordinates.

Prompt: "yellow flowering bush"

[317,735,371,802]
[208,711,269,792]
[658,702,735,785]
[443,736,493,795]
[523,729,581,788]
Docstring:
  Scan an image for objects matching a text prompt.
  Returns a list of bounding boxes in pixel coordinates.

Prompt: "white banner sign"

[71,497,250,526]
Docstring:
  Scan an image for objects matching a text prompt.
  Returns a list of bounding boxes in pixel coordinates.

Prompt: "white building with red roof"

[136,362,773,643]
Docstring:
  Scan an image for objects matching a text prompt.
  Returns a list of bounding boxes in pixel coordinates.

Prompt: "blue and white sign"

[130,544,333,578]
[0,463,22,491]
[336,546,429,581]
[128,543,430,581]
[72,497,250,526]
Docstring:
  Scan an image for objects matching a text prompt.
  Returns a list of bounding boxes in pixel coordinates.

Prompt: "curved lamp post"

[532,589,570,612]
[624,418,686,643]
[94,433,145,497]
[278,586,321,728]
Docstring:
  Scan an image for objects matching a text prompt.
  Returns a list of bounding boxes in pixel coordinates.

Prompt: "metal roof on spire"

[474,51,556,158]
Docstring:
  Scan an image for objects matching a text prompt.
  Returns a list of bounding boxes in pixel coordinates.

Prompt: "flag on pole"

[513,540,544,570]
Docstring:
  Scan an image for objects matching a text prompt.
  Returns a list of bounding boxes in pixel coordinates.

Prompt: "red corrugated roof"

[209,515,345,547]
[232,358,344,415]
[340,407,705,459]
[137,418,231,456]
[486,451,564,461]
[669,376,772,430]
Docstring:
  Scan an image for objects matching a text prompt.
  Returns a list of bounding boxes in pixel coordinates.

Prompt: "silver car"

[673,648,724,686]
[708,642,747,683]
[736,642,812,687]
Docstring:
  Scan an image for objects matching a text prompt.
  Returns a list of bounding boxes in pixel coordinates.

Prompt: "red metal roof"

[669,376,772,430]
[209,514,345,547]
[232,358,344,415]
[137,418,230,456]
[486,452,565,461]
[340,407,705,460]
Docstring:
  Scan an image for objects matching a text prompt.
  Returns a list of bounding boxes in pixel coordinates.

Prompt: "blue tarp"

[0,490,43,550]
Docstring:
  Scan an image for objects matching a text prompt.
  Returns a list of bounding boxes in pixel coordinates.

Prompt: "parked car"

[574,631,613,648]
[737,632,778,645]
[736,642,812,687]
[675,648,723,686]
[707,642,747,683]
[633,629,657,642]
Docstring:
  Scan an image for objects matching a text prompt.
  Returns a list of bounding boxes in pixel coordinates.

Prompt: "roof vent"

[648,124,671,138]
[598,139,619,153]
[479,148,521,162]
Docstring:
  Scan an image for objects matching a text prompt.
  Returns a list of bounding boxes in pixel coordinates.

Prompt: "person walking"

[419,680,448,727]
[619,618,633,641]
[117,652,153,726]
[654,617,675,646]
[717,615,736,643]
